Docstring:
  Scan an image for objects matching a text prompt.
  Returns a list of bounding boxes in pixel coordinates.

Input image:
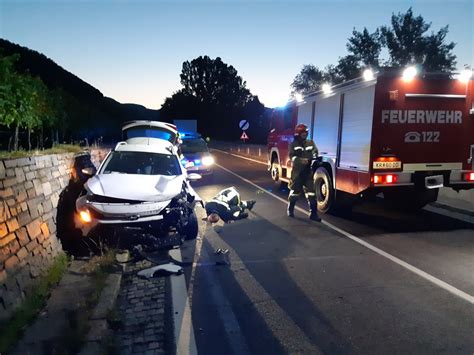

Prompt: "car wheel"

[183,208,199,240]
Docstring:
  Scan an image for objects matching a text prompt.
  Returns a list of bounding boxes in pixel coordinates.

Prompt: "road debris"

[137,263,182,278]
[115,250,130,263]
[214,248,230,265]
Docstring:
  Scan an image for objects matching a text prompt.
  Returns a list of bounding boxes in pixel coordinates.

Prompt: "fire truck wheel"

[314,166,335,213]
[270,158,285,188]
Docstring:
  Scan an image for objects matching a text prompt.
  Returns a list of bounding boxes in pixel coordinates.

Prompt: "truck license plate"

[373,161,402,169]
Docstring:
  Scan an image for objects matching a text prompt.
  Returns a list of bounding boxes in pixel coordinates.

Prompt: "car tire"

[183,208,199,240]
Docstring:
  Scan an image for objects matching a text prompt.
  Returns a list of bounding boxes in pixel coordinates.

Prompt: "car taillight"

[464,172,474,181]
[373,174,397,185]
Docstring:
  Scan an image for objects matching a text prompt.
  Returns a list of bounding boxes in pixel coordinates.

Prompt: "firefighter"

[287,124,321,221]
[205,187,256,223]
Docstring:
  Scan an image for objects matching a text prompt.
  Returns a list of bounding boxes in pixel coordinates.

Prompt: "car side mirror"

[187,173,202,181]
[81,167,95,177]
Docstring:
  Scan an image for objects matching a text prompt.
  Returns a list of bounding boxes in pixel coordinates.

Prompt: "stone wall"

[0,154,76,319]
[0,148,111,321]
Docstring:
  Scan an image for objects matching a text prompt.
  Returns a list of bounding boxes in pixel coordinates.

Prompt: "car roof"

[114,139,176,155]
[122,120,178,134]
[180,132,202,139]
[181,136,205,142]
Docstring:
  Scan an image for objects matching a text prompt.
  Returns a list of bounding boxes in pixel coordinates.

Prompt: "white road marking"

[216,163,474,305]
[169,248,198,355]
[202,218,321,354]
[211,148,267,166]
[196,217,251,354]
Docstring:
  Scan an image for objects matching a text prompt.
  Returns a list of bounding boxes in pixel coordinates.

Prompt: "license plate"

[373,161,402,169]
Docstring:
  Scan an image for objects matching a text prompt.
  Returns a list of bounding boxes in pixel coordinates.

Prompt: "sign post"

[239,120,250,142]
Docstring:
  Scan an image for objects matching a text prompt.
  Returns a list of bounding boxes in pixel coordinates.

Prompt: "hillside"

[0,39,159,144]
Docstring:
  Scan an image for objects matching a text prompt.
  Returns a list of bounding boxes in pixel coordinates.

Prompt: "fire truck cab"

[268,68,474,213]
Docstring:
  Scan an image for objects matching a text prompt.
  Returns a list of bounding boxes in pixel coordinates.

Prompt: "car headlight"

[78,209,92,223]
[202,156,215,166]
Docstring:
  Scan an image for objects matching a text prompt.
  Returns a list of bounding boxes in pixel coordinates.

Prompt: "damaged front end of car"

[75,183,201,250]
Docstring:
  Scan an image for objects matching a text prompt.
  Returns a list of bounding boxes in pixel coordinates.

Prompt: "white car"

[75,134,201,249]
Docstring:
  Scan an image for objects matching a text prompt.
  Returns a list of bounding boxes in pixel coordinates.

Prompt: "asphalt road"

[180,150,474,354]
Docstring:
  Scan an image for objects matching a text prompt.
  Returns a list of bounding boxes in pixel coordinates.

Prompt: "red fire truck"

[268,68,474,213]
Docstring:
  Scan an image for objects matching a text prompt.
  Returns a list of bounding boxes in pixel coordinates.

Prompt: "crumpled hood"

[86,173,184,202]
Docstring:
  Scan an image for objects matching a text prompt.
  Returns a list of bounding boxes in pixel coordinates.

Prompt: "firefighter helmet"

[294,124,309,136]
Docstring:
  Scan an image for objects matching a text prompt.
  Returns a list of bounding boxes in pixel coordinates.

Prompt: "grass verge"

[0,144,84,159]
[0,253,68,354]
[52,250,117,354]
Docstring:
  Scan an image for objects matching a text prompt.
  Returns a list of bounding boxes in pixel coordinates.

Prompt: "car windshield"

[100,151,181,176]
[181,139,208,154]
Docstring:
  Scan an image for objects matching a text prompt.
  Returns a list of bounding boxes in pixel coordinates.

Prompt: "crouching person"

[205,187,256,223]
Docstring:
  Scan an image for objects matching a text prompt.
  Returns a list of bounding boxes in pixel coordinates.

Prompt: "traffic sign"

[239,120,250,131]
[240,131,249,141]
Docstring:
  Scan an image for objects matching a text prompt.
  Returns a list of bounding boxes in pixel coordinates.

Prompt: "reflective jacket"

[205,187,246,222]
[289,138,318,173]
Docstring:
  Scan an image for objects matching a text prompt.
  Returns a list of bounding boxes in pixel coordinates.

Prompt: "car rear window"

[124,127,177,143]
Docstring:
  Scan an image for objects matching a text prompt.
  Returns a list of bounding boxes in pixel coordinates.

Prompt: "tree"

[0,54,21,129]
[423,26,457,72]
[160,90,201,121]
[23,75,46,150]
[322,64,345,86]
[0,53,60,150]
[334,55,362,82]
[381,7,456,71]
[162,56,263,140]
[291,64,325,96]
[180,56,252,107]
[347,27,382,68]
[241,95,266,142]
[0,54,35,150]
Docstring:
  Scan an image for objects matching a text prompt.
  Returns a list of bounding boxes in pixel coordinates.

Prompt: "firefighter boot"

[246,200,256,211]
[287,201,296,217]
[309,201,321,222]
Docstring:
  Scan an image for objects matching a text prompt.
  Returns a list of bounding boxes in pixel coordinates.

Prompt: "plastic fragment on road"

[214,248,230,265]
[137,263,183,278]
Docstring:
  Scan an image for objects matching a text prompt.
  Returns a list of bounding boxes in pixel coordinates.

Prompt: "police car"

[179,132,215,177]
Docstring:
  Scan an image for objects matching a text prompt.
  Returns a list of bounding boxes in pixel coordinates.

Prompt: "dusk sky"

[1,0,472,108]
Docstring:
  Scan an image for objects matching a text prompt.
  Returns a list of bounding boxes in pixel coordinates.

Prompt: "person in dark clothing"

[205,187,256,223]
[288,124,321,221]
